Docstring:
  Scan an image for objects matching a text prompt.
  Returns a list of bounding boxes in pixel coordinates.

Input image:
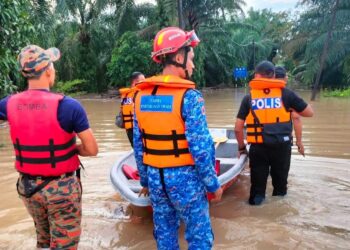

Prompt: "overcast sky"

[135,0,300,12]
[244,0,299,12]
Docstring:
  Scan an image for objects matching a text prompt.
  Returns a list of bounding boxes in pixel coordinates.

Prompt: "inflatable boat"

[110,128,248,207]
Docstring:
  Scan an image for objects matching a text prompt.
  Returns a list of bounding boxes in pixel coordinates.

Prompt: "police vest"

[119,87,137,129]
[7,90,80,176]
[246,78,292,144]
[134,75,196,168]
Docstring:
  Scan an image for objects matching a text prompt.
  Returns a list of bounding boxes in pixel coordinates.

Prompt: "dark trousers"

[126,128,133,148]
[249,143,291,198]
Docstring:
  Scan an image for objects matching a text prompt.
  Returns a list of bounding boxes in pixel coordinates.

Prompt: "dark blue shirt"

[0,91,89,133]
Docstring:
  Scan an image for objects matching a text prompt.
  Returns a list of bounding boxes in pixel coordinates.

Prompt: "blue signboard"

[233,67,248,80]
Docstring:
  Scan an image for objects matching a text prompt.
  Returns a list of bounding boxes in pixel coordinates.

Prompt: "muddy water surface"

[0,89,349,249]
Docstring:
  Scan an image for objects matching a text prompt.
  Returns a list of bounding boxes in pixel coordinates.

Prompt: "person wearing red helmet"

[152,27,200,79]
[133,27,223,249]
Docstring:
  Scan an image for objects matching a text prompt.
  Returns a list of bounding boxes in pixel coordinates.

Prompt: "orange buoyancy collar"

[134,75,195,168]
[249,78,286,89]
[119,87,137,129]
[246,78,292,144]
[135,75,195,90]
[7,90,80,176]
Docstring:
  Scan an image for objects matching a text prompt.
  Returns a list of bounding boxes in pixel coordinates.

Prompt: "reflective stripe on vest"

[120,87,137,129]
[134,75,195,168]
[246,78,292,144]
[7,90,80,176]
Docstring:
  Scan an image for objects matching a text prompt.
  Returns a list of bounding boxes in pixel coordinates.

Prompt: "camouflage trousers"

[17,174,82,249]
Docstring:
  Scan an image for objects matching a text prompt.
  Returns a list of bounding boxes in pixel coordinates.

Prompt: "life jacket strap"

[159,168,169,199]
[15,138,23,167]
[142,132,186,141]
[122,112,133,124]
[13,137,76,152]
[141,130,189,157]
[246,124,263,128]
[15,149,78,165]
[144,147,190,156]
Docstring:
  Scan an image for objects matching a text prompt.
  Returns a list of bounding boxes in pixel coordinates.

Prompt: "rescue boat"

[110,128,248,207]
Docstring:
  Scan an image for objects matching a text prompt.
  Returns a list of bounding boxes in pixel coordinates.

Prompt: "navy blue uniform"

[134,89,220,250]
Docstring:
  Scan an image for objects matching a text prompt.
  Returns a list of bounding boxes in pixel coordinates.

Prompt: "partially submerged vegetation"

[54,79,87,97]
[323,88,350,97]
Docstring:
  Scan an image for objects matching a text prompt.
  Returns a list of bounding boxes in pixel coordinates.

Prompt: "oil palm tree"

[285,0,350,97]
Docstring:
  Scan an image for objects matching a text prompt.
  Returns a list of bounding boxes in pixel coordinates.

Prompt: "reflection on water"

[0,89,350,249]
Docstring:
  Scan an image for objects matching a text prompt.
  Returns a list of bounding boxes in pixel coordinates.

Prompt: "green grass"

[323,88,350,97]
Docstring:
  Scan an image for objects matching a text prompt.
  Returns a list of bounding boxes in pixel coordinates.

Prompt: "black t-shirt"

[236,88,308,120]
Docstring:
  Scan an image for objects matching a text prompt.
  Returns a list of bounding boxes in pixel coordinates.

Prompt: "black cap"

[275,66,287,79]
[255,60,275,78]
[130,71,144,81]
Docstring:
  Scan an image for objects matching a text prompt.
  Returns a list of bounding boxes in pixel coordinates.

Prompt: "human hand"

[237,145,248,158]
[210,187,223,203]
[296,141,305,157]
[138,187,149,197]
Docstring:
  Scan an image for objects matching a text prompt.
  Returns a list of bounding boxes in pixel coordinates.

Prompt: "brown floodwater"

[0,89,349,249]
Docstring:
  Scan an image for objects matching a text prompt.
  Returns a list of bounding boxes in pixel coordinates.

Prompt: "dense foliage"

[108,32,160,87]
[284,0,350,89]
[0,0,34,97]
[1,0,349,98]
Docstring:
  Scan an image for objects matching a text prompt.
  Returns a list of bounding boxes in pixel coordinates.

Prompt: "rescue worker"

[0,45,98,249]
[117,72,145,147]
[275,66,305,156]
[133,27,223,249]
[234,61,313,205]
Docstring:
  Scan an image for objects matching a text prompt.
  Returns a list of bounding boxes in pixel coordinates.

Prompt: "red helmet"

[152,27,200,63]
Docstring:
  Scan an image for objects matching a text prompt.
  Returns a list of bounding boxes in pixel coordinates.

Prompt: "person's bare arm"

[76,128,98,156]
[298,104,314,117]
[292,112,305,156]
[234,118,247,156]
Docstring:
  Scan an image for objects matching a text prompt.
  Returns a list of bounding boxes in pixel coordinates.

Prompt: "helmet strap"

[168,47,191,79]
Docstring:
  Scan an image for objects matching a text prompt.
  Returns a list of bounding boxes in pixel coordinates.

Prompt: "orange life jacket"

[246,78,292,144]
[119,87,137,129]
[134,75,196,168]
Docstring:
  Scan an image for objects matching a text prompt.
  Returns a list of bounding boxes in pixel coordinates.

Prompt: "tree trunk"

[311,0,339,101]
[221,6,226,21]
[177,0,184,29]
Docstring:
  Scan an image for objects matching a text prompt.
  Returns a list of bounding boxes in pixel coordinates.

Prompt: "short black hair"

[275,66,287,79]
[130,72,143,81]
[255,60,275,78]
[161,47,189,67]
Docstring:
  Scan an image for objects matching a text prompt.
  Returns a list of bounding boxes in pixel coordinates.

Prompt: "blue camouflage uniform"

[134,89,220,250]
